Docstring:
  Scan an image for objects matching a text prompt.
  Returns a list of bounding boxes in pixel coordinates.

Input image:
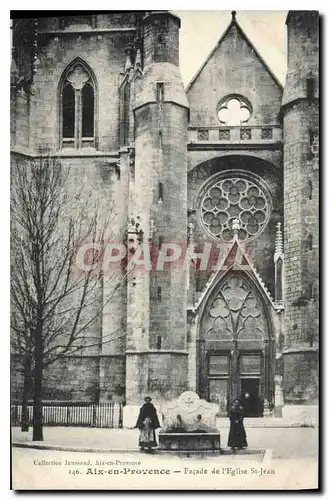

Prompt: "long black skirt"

[139,428,157,448]
[227,421,248,448]
[138,417,157,449]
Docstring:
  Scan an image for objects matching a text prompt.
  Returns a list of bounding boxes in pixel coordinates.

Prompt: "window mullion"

[61,62,96,149]
[75,89,82,149]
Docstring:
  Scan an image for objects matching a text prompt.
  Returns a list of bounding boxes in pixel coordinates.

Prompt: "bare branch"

[11,153,128,379]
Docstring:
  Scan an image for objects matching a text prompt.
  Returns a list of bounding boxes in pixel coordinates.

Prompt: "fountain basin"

[158,432,221,451]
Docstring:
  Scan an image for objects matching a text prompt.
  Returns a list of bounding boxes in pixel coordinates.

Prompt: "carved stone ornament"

[67,64,90,90]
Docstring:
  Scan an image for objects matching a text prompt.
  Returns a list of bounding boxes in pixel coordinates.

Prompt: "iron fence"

[11,401,123,428]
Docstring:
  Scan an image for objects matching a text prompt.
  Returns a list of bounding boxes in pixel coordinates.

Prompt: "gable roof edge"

[194,239,278,314]
[234,20,283,90]
[185,18,283,94]
[185,21,232,93]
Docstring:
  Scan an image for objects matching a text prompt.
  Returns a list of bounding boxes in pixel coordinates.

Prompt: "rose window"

[200,176,270,242]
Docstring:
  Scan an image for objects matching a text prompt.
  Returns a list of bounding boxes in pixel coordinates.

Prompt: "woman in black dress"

[227,399,248,451]
[135,397,161,451]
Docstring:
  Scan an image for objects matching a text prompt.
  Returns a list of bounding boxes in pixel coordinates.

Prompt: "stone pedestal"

[282,348,318,405]
[122,405,140,429]
[282,405,318,427]
[159,432,221,451]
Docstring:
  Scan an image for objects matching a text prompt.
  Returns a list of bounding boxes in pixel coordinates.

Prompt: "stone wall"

[10,12,320,411]
[125,10,189,404]
[282,10,319,406]
[282,11,319,107]
[283,350,318,404]
[10,151,127,402]
[29,27,133,151]
[42,356,100,401]
[99,356,126,402]
[283,101,319,349]
[126,353,188,404]
[187,20,283,127]
[148,104,188,351]
[143,12,180,67]
[11,89,30,150]
[187,154,283,299]
[10,12,133,404]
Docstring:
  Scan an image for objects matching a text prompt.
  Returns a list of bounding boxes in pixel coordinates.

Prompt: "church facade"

[11,11,319,420]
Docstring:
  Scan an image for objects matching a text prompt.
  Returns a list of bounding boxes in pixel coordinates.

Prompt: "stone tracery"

[218,96,251,125]
[200,174,270,242]
[206,274,266,341]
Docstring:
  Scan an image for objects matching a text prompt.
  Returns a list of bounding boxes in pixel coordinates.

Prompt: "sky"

[174,11,288,87]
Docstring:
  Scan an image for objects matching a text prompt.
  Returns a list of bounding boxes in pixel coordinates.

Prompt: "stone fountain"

[158,391,221,452]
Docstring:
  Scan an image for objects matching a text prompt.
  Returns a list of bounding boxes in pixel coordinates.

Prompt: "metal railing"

[11,401,123,428]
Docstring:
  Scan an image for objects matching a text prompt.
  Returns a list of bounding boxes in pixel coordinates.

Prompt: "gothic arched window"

[62,83,75,138]
[60,60,96,148]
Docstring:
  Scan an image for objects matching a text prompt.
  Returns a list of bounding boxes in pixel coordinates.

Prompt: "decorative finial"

[10,48,19,85]
[274,222,283,262]
[32,18,38,76]
[232,218,240,240]
[149,219,156,239]
[231,11,237,21]
[187,221,195,245]
[124,49,133,73]
[134,48,142,69]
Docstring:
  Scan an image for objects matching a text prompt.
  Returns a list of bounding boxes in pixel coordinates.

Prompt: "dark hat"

[144,396,152,402]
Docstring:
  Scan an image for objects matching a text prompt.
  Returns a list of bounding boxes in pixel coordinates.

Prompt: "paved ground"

[12,425,318,459]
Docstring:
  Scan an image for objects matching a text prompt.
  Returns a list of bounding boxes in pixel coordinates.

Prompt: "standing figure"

[227,399,248,451]
[135,397,161,451]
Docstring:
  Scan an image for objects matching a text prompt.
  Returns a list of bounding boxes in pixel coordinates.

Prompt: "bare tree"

[11,154,128,441]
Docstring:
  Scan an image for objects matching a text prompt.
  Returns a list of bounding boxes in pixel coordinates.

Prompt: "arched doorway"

[197,271,274,417]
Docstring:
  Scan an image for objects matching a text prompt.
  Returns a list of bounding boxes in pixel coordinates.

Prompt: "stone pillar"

[99,149,129,403]
[281,11,319,412]
[124,12,189,425]
[273,307,284,417]
[274,375,284,417]
[187,311,198,392]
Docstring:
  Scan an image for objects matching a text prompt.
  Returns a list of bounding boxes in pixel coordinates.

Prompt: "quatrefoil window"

[217,96,252,126]
[200,173,271,242]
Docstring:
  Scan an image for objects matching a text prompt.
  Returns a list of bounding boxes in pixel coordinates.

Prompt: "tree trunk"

[21,359,31,432]
[32,357,43,441]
